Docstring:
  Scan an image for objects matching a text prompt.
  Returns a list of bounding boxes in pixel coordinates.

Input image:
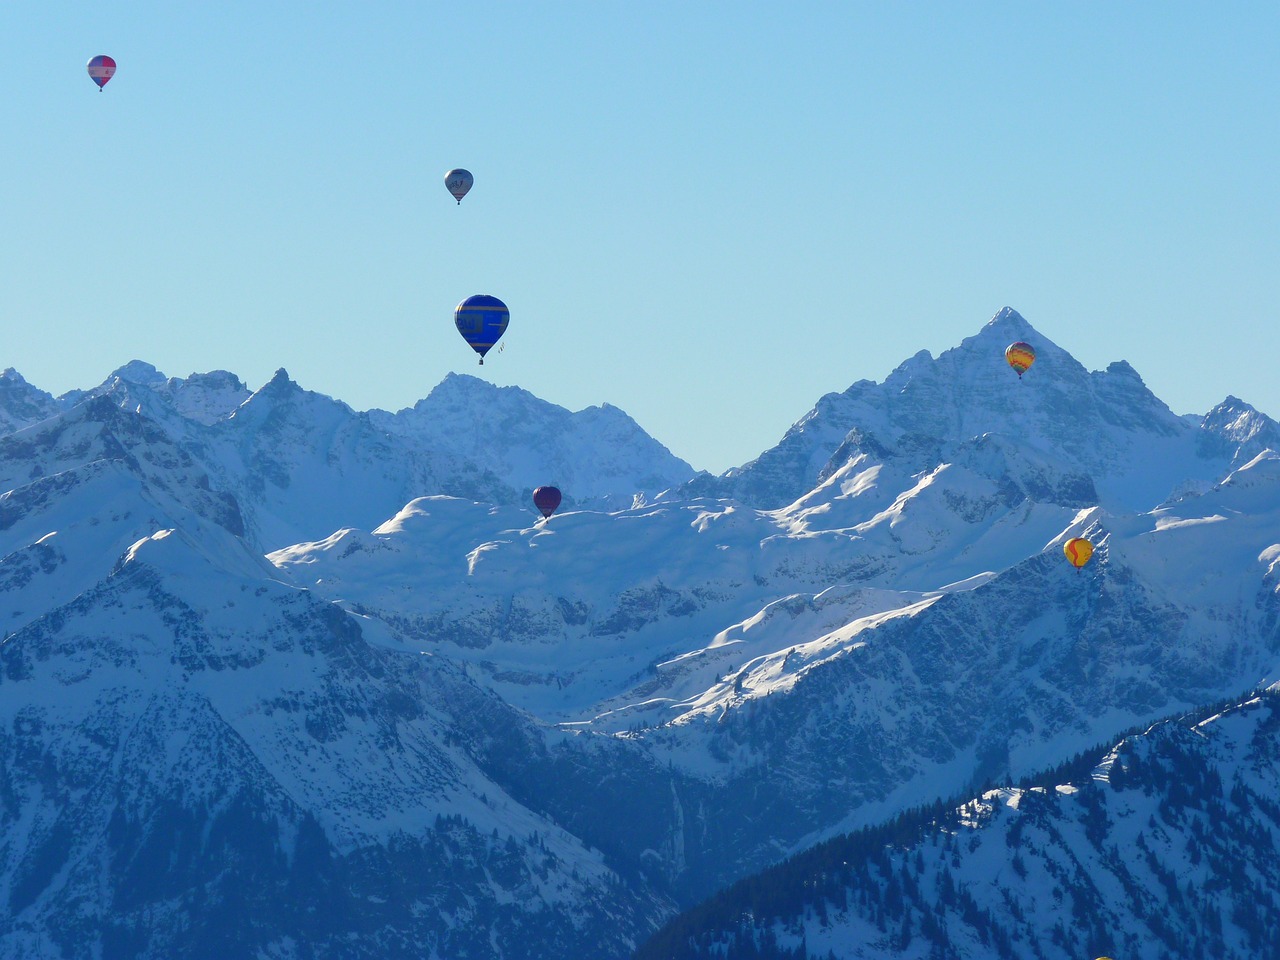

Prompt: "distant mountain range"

[1,307,1277,959]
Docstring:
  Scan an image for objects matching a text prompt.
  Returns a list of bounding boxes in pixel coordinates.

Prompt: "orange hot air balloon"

[1005,341,1036,378]
[1064,537,1094,570]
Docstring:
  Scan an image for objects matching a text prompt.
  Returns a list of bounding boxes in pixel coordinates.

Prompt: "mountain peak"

[246,368,300,402]
[983,306,1036,338]
[428,371,533,401]
[988,305,1027,326]
[109,360,167,386]
[1210,395,1251,413]
[1201,394,1280,454]
[179,369,248,392]
[431,371,494,395]
[0,367,59,433]
[1105,359,1143,381]
[413,373,559,422]
[954,307,1053,363]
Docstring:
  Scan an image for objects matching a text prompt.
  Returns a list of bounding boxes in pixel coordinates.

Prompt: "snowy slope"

[0,436,676,959]
[636,690,1280,960]
[270,309,1280,900]
[275,445,1280,748]
[2,306,1280,958]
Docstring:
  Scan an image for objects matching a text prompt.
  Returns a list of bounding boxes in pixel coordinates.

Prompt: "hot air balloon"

[87,55,116,91]
[454,294,508,364]
[532,486,561,519]
[1005,341,1036,378]
[1064,537,1093,570]
[445,169,473,204]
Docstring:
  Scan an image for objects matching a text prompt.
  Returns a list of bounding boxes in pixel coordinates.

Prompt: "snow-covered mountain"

[636,689,1280,960]
[0,363,695,550]
[2,306,1279,958]
[0,402,679,958]
[371,373,696,506]
[685,307,1268,513]
[0,369,59,435]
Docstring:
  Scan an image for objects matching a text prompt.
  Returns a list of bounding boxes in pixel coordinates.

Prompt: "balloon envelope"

[532,486,562,519]
[454,294,509,364]
[1064,537,1094,569]
[87,55,116,89]
[1005,341,1036,377]
[445,168,473,203]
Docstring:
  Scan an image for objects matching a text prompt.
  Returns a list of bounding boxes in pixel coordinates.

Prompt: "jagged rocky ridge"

[1,307,1278,958]
[683,308,1272,512]
[0,364,695,549]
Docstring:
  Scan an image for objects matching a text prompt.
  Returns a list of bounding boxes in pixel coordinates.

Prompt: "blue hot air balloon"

[454,294,508,364]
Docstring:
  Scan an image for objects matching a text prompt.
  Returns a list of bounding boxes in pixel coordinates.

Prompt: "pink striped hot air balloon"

[87,55,116,91]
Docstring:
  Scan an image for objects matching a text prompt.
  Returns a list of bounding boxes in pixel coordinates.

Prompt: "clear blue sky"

[2,2,1277,473]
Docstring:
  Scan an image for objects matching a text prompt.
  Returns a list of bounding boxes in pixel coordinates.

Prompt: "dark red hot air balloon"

[532,486,561,519]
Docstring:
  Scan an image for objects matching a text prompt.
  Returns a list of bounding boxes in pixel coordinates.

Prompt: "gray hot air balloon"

[444,168,473,204]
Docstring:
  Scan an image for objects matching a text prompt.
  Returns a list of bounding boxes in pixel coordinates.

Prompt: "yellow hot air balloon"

[1064,537,1094,570]
[1005,341,1036,378]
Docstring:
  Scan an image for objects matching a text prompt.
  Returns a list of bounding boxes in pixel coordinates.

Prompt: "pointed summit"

[235,368,356,420]
[981,305,1038,340]
[229,369,297,424]
[1200,395,1280,466]
[233,368,310,410]
[988,305,1028,325]
[970,306,1043,350]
